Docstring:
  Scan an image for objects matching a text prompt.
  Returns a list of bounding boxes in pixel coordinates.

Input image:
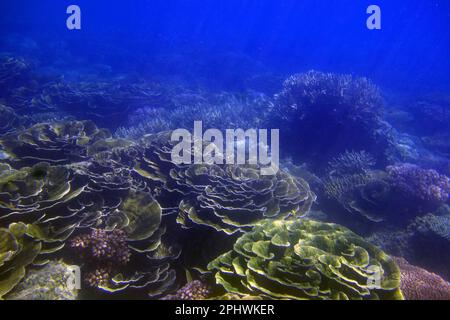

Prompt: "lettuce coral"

[208,219,403,300]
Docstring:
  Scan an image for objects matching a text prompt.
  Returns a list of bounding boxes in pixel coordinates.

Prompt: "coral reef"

[0,120,111,168]
[70,229,131,265]
[409,94,450,136]
[5,260,78,300]
[70,229,131,288]
[208,219,403,300]
[386,163,450,208]
[25,80,167,129]
[162,280,211,300]
[394,257,450,300]
[323,174,396,224]
[0,223,41,298]
[68,191,179,296]
[367,206,450,280]
[0,104,22,135]
[273,70,387,167]
[0,56,32,91]
[132,132,316,235]
[115,91,272,139]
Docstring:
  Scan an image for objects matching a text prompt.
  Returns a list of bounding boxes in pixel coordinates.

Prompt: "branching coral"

[273,70,386,167]
[70,229,131,268]
[208,219,403,300]
[323,170,388,222]
[162,280,211,300]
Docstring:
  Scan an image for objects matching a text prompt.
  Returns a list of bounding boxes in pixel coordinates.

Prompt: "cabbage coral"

[208,219,403,300]
[387,163,450,207]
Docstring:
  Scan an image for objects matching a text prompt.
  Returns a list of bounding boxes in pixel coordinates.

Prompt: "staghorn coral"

[394,257,450,300]
[273,71,386,167]
[0,120,111,168]
[5,260,78,300]
[70,229,131,268]
[208,219,403,300]
[387,163,450,208]
[323,172,394,223]
[162,280,211,300]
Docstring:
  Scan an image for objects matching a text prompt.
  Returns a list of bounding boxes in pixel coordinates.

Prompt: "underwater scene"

[0,0,449,301]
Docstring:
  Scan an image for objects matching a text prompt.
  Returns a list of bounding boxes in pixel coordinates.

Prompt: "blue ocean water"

[1,0,449,92]
[0,0,449,300]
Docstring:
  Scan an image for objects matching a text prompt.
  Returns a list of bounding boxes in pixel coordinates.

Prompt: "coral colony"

[171,121,280,175]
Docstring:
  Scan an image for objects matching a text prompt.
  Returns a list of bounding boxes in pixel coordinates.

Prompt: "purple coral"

[85,265,114,288]
[394,257,450,300]
[387,163,450,205]
[70,229,131,265]
[70,229,131,288]
[162,280,211,300]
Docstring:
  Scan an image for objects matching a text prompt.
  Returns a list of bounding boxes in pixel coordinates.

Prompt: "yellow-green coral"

[208,219,404,300]
[0,223,42,298]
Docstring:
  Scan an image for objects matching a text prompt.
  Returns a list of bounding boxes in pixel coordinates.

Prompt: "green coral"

[0,223,42,298]
[208,219,403,300]
[0,120,110,168]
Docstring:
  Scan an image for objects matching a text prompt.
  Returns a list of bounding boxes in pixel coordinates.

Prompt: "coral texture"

[208,219,403,300]
[162,280,211,300]
[5,260,78,300]
[273,70,386,167]
[394,257,450,300]
[387,163,450,206]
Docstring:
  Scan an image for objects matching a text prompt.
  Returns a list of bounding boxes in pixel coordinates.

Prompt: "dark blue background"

[1,0,449,93]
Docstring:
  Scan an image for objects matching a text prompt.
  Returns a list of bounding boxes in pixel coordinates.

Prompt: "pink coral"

[387,164,450,205]
[162,280,210,300]
[394,257,450,300]
[70,229,131,288]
